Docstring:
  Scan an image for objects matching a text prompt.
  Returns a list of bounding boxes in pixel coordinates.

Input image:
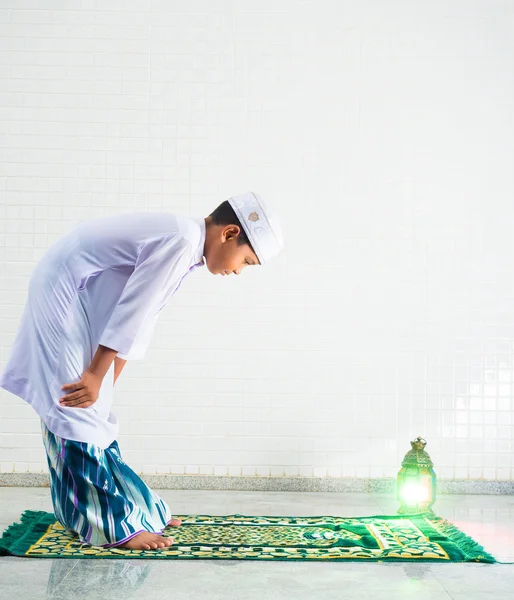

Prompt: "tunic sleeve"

[115,310,160,361]
[99,236,193,357]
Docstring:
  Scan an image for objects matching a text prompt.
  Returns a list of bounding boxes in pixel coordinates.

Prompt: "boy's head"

[204,192,283,276]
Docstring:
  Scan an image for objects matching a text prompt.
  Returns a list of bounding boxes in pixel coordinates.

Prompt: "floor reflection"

[46,558,153,598]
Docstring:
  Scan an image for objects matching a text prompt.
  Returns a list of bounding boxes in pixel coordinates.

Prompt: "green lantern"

[397,437,436,514]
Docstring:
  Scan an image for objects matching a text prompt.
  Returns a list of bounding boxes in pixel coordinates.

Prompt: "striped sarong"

[41,418,172,548]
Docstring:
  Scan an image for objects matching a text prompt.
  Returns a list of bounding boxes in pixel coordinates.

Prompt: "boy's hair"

[209,200,253,248]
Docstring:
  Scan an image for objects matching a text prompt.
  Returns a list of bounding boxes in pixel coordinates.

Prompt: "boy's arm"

[98,236,193,358]
[88,344,119,378]
[114,357,127,386]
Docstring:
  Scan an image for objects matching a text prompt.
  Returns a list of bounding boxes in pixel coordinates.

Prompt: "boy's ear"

[223,224,240,242]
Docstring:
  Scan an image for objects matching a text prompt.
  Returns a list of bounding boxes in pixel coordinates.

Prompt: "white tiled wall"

[0,1,513,481]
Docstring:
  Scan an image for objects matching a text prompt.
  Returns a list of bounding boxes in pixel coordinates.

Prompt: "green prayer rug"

[0,510,496,562]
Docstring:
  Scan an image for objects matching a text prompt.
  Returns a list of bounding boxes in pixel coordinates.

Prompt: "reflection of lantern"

[397,437,436,514]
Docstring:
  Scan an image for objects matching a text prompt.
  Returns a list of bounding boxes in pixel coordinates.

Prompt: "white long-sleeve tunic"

[0,212,205,448]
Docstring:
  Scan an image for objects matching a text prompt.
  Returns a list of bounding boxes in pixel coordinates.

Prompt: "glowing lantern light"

[397,437,436,514]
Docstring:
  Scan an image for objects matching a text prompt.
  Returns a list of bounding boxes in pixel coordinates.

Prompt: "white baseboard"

[0,473,513,494]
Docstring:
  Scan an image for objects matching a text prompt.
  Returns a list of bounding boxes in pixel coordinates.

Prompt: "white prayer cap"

[228,192,284,264]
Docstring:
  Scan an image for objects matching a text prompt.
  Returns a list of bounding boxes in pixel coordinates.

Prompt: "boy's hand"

[59,369,103,409]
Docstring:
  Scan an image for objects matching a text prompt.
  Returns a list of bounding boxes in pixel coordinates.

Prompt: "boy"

[0,191,283,550]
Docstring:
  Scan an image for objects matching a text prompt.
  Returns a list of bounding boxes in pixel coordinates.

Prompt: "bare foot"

[167,517,182,527]
[117,531,174,550]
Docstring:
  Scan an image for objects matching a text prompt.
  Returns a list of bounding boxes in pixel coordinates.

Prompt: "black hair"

[209,200,254,249]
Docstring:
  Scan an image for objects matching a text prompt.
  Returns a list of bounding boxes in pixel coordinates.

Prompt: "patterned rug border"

[0,510,497,563]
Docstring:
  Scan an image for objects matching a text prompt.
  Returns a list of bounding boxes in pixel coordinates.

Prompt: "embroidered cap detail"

[248,211,260,222]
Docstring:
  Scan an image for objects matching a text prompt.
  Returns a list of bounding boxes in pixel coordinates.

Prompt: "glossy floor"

[0,488,513,599]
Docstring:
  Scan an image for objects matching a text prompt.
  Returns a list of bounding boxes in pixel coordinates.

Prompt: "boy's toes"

[168,518,182,527]
[117,531,172,551]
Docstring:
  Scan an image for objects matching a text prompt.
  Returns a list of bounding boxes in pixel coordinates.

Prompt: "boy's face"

[206,224,260,276]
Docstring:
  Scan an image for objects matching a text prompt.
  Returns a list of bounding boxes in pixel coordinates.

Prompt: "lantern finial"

[401,437,434,468]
